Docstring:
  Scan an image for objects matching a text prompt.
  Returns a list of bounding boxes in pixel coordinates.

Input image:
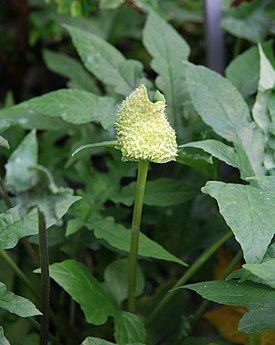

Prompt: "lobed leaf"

[202,181,275,263]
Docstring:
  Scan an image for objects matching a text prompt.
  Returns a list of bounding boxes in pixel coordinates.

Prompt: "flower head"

[115,85,177,163]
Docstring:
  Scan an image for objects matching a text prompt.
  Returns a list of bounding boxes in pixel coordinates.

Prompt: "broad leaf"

[184,62,265,178]
[43,50,99,94]
[143,11,190,127]
[49,260,117,325]
[226,41,274,98]
[111,178,197,207]
[65,25,144,96]
[17,165,81,228]
[92,217,187,266]
[5,130,38,193]
[99,0,124,9]
[0,327,10,345]
[1,89,116,129]
[114,312,146,344]
[0,207,38,249]
[244,259,275,290]
[180,140,239,169]
[0,282,41,317]
[202,181,275,263]
[104,259,144,303]
[184,280,275,333]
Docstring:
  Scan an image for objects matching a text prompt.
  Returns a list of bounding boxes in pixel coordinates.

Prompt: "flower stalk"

[128,160,149,312]
[38,210,50,345]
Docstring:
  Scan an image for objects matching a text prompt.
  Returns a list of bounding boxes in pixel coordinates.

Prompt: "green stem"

[128,160,149,313]
[38,210,50,345]
[0,249,40,302]
[191,248,243,327]
[147,230,233,325]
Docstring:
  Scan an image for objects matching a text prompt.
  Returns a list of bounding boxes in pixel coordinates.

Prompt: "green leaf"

[180,140,239,169]
[226,41,274,98]
[92,217,188,266]
[176,147,215,177]
[104,258,144,304]
[114,312,146,344]
[0,282,41,317]
[49,260,117,325]
[43,50,99,94]
[252,45,275,135]
[5,130,38,193]
[202,181,275,263]
[184,280,275,333]
[111,178,197,207]
[184,62,265,178]
[143,11,190,126]
[0,207,38,249]
[99,0,124,9]
[81,337,145,345]
[0,326,10,345]
[72,140,117,157]
[17,165,81,228]
[244,259,275,290]
[2,89,116,129]
[221,3,272,43]
[65,25,144,96]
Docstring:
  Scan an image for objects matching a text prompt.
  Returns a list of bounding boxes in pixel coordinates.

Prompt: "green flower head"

[115,85,177,163]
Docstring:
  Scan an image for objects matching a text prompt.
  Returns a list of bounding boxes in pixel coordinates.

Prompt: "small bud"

[115,84,177,163]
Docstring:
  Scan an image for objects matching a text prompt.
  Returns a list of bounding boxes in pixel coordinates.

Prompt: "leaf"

[143,11,190,126]
[176,147,216,177]
[91,217,188,266]
[184,62,265,178]
[221,3,272,43]
[226,41,274,98]
[111,178,197,207]
[104,258,144,304]
[252,45,275,136]
[43,49,99,94]
[184,280,275,333]
[114,312,146,344]
[202,181,275,263]
[0,207,38,249]
[72,140,117,157]
[2,89,116,129]
[5,130,38,193]
[65,25,144,96]
[243,259,275,290]
[180,140,240,169]
[99,0,124,9]
[17,165,81,228]
[0,282,41,317]
[81,337,144,345]
[0,326,10,345]
[49,260,117,325]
